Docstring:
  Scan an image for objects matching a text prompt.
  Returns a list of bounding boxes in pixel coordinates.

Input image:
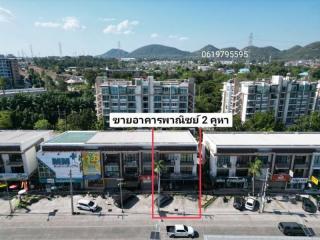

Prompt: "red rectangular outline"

[151,128,202,219]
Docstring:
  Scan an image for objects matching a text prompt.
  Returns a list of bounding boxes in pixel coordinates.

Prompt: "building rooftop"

[0,130,53,151]
[47,131,97,144]
[44,130,197,146]
[203,132,320,148]
[87,131,197,146]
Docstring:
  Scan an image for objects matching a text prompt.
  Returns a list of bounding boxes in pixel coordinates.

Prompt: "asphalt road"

[0,212,320,240]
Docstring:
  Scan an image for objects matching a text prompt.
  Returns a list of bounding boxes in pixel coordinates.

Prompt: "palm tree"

[154,159,165,214]
[248,158,262,196]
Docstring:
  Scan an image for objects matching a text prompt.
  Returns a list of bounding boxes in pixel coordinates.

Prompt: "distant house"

[238,68,250,74]
[65,76,86,91]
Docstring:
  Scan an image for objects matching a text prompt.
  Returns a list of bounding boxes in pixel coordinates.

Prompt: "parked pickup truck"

[166,224,195,238]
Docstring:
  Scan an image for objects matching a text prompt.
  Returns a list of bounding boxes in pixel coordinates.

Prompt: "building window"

[104,165,120,177]
[313,155,320,167]
[38,161,55,179]
[217,169,229,177]
[180,154,193,164]
[154,96,161,102]
[110,86,119,94]
[9,154,22,163]
[236,169,248,177]
[179,88,187,94]
[293,169,305,178]
[128,95,135,101]
[217,156,231,168]
[180,166,193,174]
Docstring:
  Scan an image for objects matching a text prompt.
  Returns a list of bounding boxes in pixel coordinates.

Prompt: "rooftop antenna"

[29,44,34,58]
[246,32,253,69]
[58,42,63,57]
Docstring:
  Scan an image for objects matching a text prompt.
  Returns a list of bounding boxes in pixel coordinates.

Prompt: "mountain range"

[98,42,320,61]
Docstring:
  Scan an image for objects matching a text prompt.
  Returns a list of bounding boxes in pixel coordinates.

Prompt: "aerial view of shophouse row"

[1,0,320,239]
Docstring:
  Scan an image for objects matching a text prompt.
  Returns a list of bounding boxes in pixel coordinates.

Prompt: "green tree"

[154,159,165,214]
[84,70,98,86]
[0,111,13,129]
[248,158,262,196]
[288,112,320,131]
[56,118,68,132]
[0,77,6,94]
[34,119,51,130]
[244,112,285,131]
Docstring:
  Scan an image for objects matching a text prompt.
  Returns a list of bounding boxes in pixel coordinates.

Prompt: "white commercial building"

[0,130,53,184]
[203,132,320,192]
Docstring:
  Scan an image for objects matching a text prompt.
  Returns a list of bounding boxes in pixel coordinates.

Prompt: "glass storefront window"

[217,156,231,168]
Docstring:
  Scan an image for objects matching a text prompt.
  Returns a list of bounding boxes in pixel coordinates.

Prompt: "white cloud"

[168,34,189,41]
[34,21,60,28]
[103,19,139,34]
[62,17,86,30]
[0,7,14,22]
[34,16,85,31]
[179,36,189,41]
[100,17,116,22]
[150,33,159,38]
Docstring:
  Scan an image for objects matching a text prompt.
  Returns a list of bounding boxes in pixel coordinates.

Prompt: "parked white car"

[245,197,257,211]
[76,199,98,212]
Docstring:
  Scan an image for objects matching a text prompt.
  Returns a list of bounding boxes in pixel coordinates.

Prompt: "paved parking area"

[0,194,318,217]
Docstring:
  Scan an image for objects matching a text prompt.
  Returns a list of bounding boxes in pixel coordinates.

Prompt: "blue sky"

[0,0,319,56]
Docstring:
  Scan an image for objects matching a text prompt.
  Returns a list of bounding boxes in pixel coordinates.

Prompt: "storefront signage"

[311,176,319,185]
[82,152,101,179]
[0,173,28,181]
[290,178,308,184]
[37,151,83,182]
[226,178,247,183]
[272,174,291,182]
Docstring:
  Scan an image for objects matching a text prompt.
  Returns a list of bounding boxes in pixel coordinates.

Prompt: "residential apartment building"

[0,130,53,185]
[37,130,198,190]
[221,75,320,125]
[203,132,320,192]
[95,76,195,125]
[0,55,23,89]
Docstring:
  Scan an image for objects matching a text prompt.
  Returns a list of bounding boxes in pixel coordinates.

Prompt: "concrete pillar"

[192,153,197,176]
[230,156,237,177]
[210,154,217,177]
[174,153,180,174]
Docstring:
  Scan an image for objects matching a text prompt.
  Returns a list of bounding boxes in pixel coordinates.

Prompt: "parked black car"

[278,222,308,236]
[113,191,136,208]
[155,194,173,207]
[302,198,317,213]
[233,197,245,211]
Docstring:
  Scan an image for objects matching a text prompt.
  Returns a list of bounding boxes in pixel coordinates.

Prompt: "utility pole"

[69,168,74,215]
[157,172,161,214]
[260,168,270,213]
[5,179,13,214]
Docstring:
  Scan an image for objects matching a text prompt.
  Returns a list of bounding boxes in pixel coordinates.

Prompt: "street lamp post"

[5,179,13,214]
[69,168,74,215]
[260,168,270,213]
[118,178,124,213]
